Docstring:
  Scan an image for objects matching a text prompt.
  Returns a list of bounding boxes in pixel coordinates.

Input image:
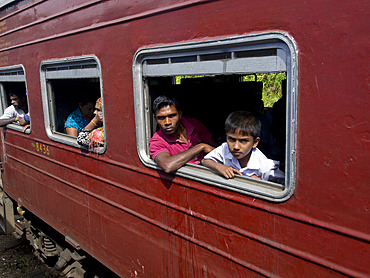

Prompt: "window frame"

[40,55,106,152]
[0,64,30,134]
[133,33,298,202]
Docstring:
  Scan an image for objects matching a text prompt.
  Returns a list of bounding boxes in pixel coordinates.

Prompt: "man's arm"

[22,124,30,133]
[154,143,214,173]
[18,117,30,132]
[202,158,242,179]
[19,117,27,126]
[0,116,18,127]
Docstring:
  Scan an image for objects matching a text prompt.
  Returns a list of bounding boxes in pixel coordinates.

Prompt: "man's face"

[226,129,259,163]
[10,96,23,108]
[155,105,182,135]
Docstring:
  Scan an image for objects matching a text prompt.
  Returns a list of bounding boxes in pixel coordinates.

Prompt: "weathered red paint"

[0,0,369,277]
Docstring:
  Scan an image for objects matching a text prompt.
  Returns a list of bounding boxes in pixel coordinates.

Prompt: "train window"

[40,56,105,152]
[0,65,30,133]
[133,33,297,202]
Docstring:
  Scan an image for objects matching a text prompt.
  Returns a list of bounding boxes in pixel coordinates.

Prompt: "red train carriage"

[0,0,369,277]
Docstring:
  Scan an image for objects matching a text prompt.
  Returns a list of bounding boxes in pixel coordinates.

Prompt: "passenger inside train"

[149,95,216,173]
[146,74,286,174]
[65,95,96,136]
[202,111,285,184]
[0,91,28,127]
[77,97,104,151]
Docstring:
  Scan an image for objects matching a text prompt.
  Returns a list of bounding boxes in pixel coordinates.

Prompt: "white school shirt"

[0,105,25,122]
[204,142,285,183]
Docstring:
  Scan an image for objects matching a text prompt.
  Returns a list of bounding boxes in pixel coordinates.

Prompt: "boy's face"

[226,129,259,163]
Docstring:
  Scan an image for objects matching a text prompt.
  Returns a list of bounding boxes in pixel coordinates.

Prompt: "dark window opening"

[0,66,30,133]
[146,58,168,65]
[199,52,231,61]
[147,73,286,169]
[41,56,104,150]
[2,81,27,108]
[46,78,101,134]
[171,56,197,63]
[235,49,277,58]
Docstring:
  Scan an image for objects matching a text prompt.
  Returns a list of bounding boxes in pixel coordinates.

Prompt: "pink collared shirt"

[149,117,212,165]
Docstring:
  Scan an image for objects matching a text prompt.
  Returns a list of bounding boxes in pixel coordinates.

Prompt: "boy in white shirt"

[202,111,284,184]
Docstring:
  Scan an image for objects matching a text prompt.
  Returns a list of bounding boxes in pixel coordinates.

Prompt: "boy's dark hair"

[225,111,261,139]
[152,95,181,114]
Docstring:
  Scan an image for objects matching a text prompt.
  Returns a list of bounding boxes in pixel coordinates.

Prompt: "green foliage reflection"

[175,72,286,108]
[243,73,286,107]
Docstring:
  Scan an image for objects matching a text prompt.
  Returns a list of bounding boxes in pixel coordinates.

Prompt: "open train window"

[133,34,297,202]
[0,65,30,133]
[40,56,105,151]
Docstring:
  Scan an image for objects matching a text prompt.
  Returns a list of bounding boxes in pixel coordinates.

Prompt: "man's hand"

[22,124,30,133]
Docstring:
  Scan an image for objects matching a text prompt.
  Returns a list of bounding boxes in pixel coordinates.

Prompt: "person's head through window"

[149,95,215,173]
[93,97,103,126]
[202,111,284,183]
[65,95,96,136]
[9,91,28,113]
[153,95,182,137]
[77,97,104,152]
[224,111,260,167]
[79,98,95,122]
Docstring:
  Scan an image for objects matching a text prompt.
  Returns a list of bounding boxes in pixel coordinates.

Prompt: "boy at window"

[149,95,215,173]
[0,91,28,127]
[202,111,284,183]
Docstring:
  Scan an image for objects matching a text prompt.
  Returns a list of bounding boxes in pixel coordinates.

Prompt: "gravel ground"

[0,231,51,277]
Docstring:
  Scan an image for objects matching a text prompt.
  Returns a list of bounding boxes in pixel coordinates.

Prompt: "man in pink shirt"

[149,95,215,173]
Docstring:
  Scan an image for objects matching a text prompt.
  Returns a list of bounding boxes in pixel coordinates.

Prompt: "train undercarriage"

[1,189,115,278]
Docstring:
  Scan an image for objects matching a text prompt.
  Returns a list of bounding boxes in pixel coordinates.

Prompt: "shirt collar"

[224,146,242,169]
[245,148,259,170]
[76,108,83,117]
[224,147,259,171]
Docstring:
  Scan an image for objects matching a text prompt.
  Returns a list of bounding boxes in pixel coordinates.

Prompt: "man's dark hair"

[9,90,26,98]
[225,111,261,139]
[152,95,181,114]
